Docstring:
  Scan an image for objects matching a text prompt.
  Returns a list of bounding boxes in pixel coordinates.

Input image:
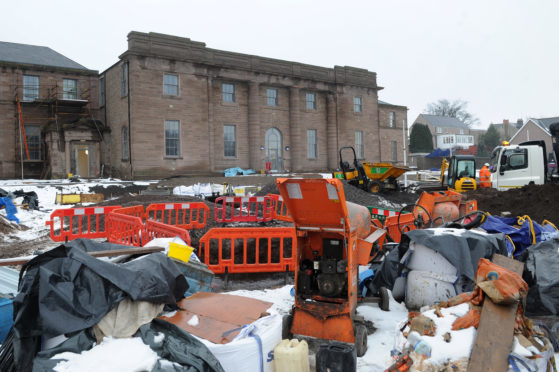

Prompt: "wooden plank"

[0,246,164,266]
[467,254,524,372]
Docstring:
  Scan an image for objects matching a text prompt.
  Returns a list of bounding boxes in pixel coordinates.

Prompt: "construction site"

[1,10,559,371]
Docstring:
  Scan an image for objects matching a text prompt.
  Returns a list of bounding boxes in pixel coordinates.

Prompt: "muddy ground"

[466,183,559,223]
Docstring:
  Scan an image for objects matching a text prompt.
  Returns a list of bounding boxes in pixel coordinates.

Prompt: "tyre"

[282,314,293,340]
[379,286,390,311]
[355,323,368,357]
[370,181,381,193]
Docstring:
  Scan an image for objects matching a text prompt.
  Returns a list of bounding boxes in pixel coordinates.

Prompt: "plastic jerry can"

[316,342,356,372]
[273,339,310,372]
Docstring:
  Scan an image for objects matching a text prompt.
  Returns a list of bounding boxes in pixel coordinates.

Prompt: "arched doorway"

[265,128,283,171]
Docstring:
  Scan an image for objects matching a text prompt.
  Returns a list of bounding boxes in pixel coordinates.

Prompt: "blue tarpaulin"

[223,167,256,177]
[481,215,559,257]
[425,148,450,158]
[0,197,18,223]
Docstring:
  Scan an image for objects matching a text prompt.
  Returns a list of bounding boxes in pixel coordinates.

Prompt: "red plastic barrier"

[146,202,208,230]
[267,194,292,222]
[113,205,145,219]
[46,206,122,242]
[198,227,296,274]
[144,220,191,246]
[106,212,144,246]
[214,196,274,223]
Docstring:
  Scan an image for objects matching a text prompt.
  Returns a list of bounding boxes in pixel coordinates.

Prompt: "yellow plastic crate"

[168,242,194,263]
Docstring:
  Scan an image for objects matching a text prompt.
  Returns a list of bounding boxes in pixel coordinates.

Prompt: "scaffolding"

[12,79,97,179]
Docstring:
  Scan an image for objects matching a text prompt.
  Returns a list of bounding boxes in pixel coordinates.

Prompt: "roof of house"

[378,100,406,108]
[0,41,88,70]
[418,114,468,129]
[530,117,559,132]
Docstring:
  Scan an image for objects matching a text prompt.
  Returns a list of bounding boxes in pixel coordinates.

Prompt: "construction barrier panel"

[367,206,400,225]
[267,194,293,222]
[146,202,209,230]
[106,212,144,247]
[46,205,122,242]
[214,196,274,223]
[113,205,145,219]
[198,227,296,274]
[144,220,191,246]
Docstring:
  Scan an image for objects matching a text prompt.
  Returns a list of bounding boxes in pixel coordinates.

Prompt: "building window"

[353,96,362,113]
[222,83,235,102]
[122,126,129,160]
[391,141,398,162]
[307,129,317,159]
[63,79,77,100]
[436,127,442,134]
[165,120,180,157]
[99,77,105,106]
[224,125,236,157]
[306,92,316,110]
[25,124,41,160]
[460,129,464,134]
[164,74,179,96]
[23,75,39,101]
[267,88,278,106]
[389,111,396,128]
[121,63,128,97]
[355,131,364,159]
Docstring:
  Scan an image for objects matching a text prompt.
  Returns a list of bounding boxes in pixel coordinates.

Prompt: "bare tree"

[424,99,479,128]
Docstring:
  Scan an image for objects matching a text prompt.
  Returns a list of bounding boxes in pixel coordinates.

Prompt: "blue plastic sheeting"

[481,215,559,257]
[358,269,375,297]
[0,196,19,223]
[223,167,256,177]
[425,148,450,158]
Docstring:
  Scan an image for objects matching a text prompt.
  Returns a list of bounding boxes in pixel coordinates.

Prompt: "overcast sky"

[3,0,558,129]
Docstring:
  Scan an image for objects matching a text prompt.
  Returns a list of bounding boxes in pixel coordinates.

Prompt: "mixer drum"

[431,202,459,226]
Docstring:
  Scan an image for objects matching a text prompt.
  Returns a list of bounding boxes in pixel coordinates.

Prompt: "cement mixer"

[276,178,386,357]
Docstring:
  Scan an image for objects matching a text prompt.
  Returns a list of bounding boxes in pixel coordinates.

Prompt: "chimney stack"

[516,119,523,128]
[503,119,510,125]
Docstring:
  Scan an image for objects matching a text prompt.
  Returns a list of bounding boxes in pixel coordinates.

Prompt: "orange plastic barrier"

[144,220,191,246]
[106,212,144,246]
[45,206,122,242]
[113,205,145,219]
[214,196,274,223]
[146,202,208,230]
[267,194,292,222]
[198,227,296,274]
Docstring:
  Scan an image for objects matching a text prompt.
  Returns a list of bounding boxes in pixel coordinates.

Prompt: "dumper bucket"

[276,178,349,231]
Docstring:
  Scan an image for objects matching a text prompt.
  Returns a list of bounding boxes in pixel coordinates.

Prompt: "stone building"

[378,100,408,163]
[0,41,102,179]
[101,32,407,178]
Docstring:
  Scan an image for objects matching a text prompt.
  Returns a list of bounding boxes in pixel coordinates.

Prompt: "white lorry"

[489,122,559,190]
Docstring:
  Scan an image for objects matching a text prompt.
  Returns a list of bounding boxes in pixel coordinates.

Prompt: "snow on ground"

[0,179,156,243]
[52,336,159,372]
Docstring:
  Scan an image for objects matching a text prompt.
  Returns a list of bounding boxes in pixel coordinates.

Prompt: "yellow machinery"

[440,155,477,192]
[332,146,409,193]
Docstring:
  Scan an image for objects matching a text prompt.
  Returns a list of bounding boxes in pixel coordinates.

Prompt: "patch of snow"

[187,315,199,327]
[152,332,165,345]
[52,337,158,372]
[160,310,177,318]
[226,285,294,315]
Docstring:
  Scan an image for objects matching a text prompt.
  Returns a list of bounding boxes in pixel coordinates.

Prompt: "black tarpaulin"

[11,244,188,372]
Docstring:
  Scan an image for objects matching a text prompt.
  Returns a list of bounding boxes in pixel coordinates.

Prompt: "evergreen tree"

[476,124,501,156]
[410,124,434,153]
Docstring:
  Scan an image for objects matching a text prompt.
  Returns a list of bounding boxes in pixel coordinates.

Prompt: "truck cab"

[489,142,546,190]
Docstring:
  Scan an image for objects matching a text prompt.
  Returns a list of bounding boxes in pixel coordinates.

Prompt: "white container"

[199,314,282,372]
[405,270,457,309]
[407,242,457,276]
[274,339,310,372]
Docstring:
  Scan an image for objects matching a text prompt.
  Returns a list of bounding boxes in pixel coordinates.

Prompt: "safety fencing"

[367,207,400,225]
[146,202,209,230]
[113,205,145,219]
[144,220,191,246]
[214,196,274,223]
[106,212,144,246]
[267,194,292,222]
[45,205,122,242]
[198,227,296,274]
